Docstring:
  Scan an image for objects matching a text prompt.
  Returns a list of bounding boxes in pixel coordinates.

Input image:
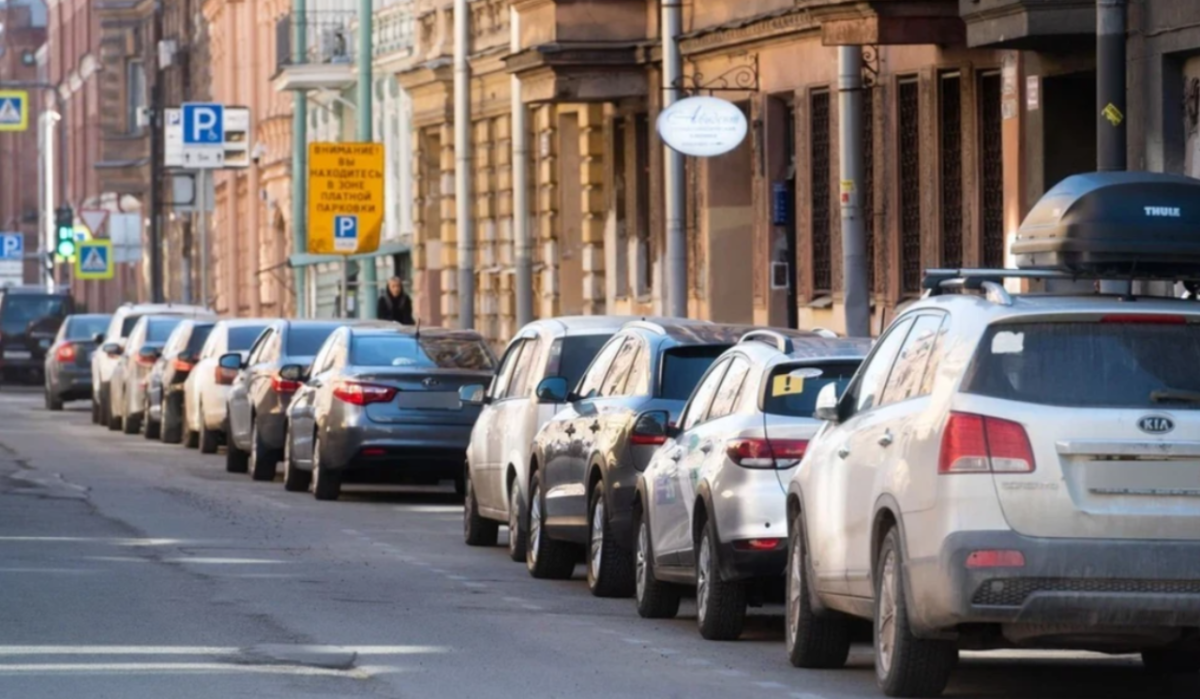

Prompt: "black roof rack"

[739,330,794,354]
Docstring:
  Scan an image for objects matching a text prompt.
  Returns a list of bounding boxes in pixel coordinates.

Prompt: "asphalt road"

[0,387,1197,699]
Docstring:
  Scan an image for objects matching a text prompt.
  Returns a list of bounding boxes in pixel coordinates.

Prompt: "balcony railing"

[374,3,414,59]
[275,5,414,76]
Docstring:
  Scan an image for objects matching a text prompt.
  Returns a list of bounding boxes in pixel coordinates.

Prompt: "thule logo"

[1138,415,1175,435]
[1144,206,1181,218]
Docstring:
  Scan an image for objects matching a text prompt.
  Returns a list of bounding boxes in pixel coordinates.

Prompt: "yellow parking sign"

[307,142,385,255]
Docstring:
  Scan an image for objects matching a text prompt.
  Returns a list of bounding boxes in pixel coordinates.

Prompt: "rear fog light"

[966,550,1026,569]
[733,538,784,552]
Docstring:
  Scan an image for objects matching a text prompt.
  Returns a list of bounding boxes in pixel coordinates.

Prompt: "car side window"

[506,337,542,400]
[849,317,916,416]
[708,356,752,420]
[576,336,625,399]
[681,358,731,432]
[265,331,283,362]
[624,343,649,396]
[488,339,526,400]
[201,328,222,360]
[600,338,639,397]
[880,314,946,406]
[310,338,334,376]
[106,315,122,340]
[247,329,273,365]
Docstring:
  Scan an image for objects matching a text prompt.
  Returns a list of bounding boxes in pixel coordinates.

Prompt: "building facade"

[0,1,46,287]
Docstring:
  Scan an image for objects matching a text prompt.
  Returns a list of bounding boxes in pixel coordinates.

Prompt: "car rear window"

[148,317,185,342]
[185,325,215,354]
[66,316,110,341]
[546,334,612,388]
[1,295,67,335]
[228,325,268,351]
[659,345,730,400]
[763,361,861,417]
[963,320,1200,409]
[351,335,496,370]
[288,326,339,356]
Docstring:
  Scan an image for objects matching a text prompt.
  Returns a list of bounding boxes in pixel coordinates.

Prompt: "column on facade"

[578,104,607,316]
[494,111,516,340]
[439,122,459,326]
[474,117,497,344]
[534,104,558,318]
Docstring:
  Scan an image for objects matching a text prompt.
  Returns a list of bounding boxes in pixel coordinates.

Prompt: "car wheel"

[282,424,312,492]
[45,384,63,411]
[634,510,681,619]
[161,396,182,444]
[249,420,280,481]
[107,388,123,432]
[874,526,956,697]
[143,393,161,440]
[1142,648,1200,674]
[91,396,101,424]
[182,399,199,448]
[525,470,577,580]
[225,422,250,473]
[507,482,527,562]
[587,485,635,598]
[311,436,341,501]
[463,472,500,546]
[198,401,219,454]
[696,521,746,641]
[786,511,851,668]
[122,393,141,435]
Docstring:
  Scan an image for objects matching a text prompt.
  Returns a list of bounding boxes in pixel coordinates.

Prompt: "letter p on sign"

[334,215,358,252]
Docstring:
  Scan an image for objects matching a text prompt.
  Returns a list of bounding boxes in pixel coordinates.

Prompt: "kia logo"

[423,377,440,388]
[1138,415,1175,435]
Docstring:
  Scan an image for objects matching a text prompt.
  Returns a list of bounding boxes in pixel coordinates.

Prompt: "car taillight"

[214,366,238,385]
[726,438,808,469]
[333,381,397,406]
[55,344,76,362]
[965,550,1026,568]
[173,358,195,373]
[733,538,784,552]
[939,412,1035,475]
[271,374,301,394]
[136,354,157,367]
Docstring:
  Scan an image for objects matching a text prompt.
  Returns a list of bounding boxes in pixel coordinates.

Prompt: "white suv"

[785,272,1200,696]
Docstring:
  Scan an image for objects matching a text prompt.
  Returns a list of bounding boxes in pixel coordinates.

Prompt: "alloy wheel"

[877,547,899,675]
[589,496,605,582]
[787,529,803,648]
[636,521,649,602]
[463,479,476,540]
[697,534,711,622]
[508,487,521,556]
[528,483,542,565]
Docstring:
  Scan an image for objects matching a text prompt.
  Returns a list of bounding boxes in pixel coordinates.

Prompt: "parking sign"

[0,232,22,260]
[182,103,224,145]
[334,216,359,253]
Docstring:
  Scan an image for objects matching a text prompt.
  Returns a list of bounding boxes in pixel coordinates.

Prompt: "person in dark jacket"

[377,276,416,325]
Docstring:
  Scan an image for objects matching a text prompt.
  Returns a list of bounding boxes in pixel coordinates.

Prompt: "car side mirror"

[631,409,676,446]
[279,364,306,382]
[535,376,569,404]
[92,332,106,345]
[138,346,161,361]
[458,384,487,406]
[218,352,244,371]
[102,342,123,356]
[814,383,841,423]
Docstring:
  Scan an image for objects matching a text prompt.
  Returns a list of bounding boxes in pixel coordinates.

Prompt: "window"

[576,337,625,399]
[659,346,729,401]
[489,339,527,400]
[708,356,752,420]
[979,72,1005,269]
[681,359,731,432]
[763,361,862,417]
[810,90,832,295]
[119,315,143,338]
[287,325,339,357]
[65,316,109,341]
[899,78,921,294]
[880,315,946,406]
[851,317,915,415]
[127,59,147,134]
[147,317,185,343]
[0,295,66,335]
[246,330,273,365]
[162,326,186,356]
[940,73,963,269]
[506,338,543,399]
[601,339,640,397]
[185,324,215,356]
[228,325,270,351]
[310,334,339,376]
[350,335,496,370]
[545,333,613,390]
[624,344,650,396]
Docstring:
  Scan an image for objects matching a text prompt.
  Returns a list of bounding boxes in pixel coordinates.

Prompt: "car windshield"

[289,326,339,356]
[351,334,496,370]
[659,345,730,400]
[228,325,269,351]
[763,361,861,417]
[65,316,110,341]
[1,295,67,335]
[185,325,215,354]
[148,317,185,342]
[120,315,143,337]
[546,334,612,388]
[963,320,1200,409]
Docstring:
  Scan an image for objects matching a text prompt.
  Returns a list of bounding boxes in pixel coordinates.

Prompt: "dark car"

[226,320,344,480]
[0,287,73,384]
[43,313,111,410]
[146,319,215,442]
[280,325,497,501]
[526,320,781,597]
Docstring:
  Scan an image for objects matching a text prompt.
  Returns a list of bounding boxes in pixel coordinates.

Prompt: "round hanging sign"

[656,96,749,158]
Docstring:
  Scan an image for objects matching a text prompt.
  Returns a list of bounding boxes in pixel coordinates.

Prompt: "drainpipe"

[662,0,687,318]
[291,0,308,317]
[357,0,378,318]
[1097,0,1129,296]
[839,46,870,338]
[511,5,533,326]
[454,0,475,329]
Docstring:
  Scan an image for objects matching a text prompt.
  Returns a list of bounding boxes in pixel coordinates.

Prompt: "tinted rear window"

[288,326,339,356]
[185,325,215,354]
[1,295,67,334]
[963,321,1200,409]
[66,316,110,341]
[546,334,612,388]
[120,315,143,337]
[148,317,185,342]
[351,335,496,370]
[659,345,730,400]
[763,362,861,417]
[228,325,268,351]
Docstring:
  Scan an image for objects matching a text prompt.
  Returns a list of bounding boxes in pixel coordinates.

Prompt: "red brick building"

[0,1,46,286]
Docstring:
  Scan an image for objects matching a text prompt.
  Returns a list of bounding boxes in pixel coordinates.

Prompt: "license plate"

[395,391,460,410]
[3,350,31,360]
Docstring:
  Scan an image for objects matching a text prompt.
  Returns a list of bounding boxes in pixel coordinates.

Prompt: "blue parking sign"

[182,103,224,145]
[0,232,22,260]
[334,215,358,252]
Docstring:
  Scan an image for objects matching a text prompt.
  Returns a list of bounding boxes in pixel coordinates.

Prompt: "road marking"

[755,680,787,689]
[715,668,745,678]
[621,638,647,646]
[463,582,487,589]
[520,604,542,611]
[0,662,377,677]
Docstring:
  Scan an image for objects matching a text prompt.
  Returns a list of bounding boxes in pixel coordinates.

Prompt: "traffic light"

[55,206,75,258]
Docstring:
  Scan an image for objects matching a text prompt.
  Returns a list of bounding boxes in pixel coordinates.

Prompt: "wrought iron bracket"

[672,54,759,96]
[862,45,881,89]
[1185,76,1199,136]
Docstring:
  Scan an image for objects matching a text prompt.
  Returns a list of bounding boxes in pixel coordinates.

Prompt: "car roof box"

[1012,171,1200,279]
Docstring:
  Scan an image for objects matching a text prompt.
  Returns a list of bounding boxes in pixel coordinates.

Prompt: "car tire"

[696,521,746,641]
[143,393,161,440]
[161,396,183,444]
[1142,648,1200,674]
[587,485,635,598]
[282,424,312,492]
[249,420,280,482]
[634,510,681,619]
[198,401,219,454]
[463,472,500,546]
[507,482,527,562]
[92,397,101,424]
[874,526,957,698]
[46,384,63,411]
[107,389,123,432]
[122,395,141,435]
[786,512,852,668]
[526,469,577,580]
[225,431,250,473]
[311,436,342,501]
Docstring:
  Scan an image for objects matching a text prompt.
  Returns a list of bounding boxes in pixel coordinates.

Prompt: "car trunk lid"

[354,369,491,425]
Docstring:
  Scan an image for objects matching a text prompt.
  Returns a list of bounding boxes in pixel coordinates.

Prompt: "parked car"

[225,319,344,479]
[461,316,625,560]
[633,330,870,640]
[524,319,765,597]
[109,315,192,433]
[43,313,111,410]
[91,303,213,427]
[280,325,496,501]
[0,286,73,384]
[182,319,272,453]
[145,319,215,442]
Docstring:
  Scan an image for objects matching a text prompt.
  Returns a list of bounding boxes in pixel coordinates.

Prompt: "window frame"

[679,357,733,433]
[506,336,544,401]
[575,335,627,400]
[707,354,753,421]
[600,337,642,398]
[877,312,948,408]
[841,315,917,419]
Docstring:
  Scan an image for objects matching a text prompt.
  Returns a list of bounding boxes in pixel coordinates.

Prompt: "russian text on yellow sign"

[75,240,114,280]
[307,142,385,255]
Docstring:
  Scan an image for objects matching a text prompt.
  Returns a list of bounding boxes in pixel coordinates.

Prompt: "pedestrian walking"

[377,276,416,325]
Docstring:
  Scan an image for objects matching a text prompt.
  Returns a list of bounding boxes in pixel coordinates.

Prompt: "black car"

[43,313,111,410]
[0,287,73,384]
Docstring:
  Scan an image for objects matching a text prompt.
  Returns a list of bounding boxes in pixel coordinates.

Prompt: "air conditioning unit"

[158,39,178,69]
[319,27,351,64]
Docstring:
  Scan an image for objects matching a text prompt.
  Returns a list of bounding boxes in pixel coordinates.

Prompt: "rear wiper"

[1150,389,1200,404]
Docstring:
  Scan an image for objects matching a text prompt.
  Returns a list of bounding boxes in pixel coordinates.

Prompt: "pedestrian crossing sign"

[75,240,114,280]
[0,91,28,132]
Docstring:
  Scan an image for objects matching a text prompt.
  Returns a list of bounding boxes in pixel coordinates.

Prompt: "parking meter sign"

[307,142,385,255]
[334,216,359,252]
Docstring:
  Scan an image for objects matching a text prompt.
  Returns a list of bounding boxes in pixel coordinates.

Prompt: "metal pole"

[40,112,54,292]
[1097,0,1127,172]
[357,0,378,318]
[839,46,871,338]
[511,5,532,326]
[342,260,351,318]
[454,0,475,329]
[199,168,210,308]
[147,0,164,302]
[662,0,687,318]
[291,0,309,317]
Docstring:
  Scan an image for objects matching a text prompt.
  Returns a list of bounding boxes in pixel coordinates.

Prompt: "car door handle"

[565,425,577,436]
[837,445,851,459]
[878,430,895,448]
[699,441,713,454]
[669,448,683,462]
[589,421,601,433]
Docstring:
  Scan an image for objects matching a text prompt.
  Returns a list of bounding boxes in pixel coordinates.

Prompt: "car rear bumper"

[906,530,1200,636]
[50,366,93,397]
[323,423,472,479]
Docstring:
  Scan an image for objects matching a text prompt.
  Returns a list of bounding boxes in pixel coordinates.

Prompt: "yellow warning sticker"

[1102,103,1124,127]
[772,375,805,397]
